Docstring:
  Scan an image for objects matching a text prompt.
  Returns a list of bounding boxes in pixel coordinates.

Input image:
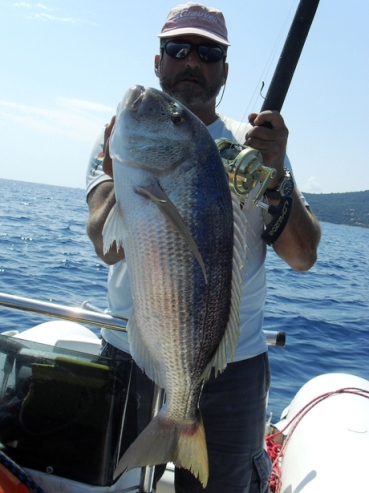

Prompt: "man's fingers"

[103,139,113,178]
[102,116,116,178]
[104,116,116,149]
[249,110,286,131]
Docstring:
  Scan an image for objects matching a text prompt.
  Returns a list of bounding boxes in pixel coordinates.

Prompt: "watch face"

[281,177,294,196]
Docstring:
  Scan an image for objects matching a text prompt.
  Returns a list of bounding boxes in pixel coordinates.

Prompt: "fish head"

[109,85,212,174]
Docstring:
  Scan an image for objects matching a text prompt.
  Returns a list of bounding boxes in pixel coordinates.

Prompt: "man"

[86,3,321,492]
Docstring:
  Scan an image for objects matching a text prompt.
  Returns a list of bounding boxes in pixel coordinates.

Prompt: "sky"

[0,0,368,194]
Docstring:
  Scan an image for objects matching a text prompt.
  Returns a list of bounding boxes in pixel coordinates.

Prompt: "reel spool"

[216,138,276,207]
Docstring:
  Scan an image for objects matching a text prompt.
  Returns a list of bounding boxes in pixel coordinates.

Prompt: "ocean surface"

[1,178,368,420]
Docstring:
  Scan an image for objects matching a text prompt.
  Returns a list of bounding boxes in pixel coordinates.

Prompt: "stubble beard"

[159,67,223,108]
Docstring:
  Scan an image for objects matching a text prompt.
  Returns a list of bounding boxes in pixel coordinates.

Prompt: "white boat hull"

[274,373,369,493]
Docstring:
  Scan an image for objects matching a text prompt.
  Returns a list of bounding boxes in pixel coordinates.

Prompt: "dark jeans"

[175,353,271,493]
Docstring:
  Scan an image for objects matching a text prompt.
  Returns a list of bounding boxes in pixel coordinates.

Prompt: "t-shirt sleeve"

[86,127,112,198]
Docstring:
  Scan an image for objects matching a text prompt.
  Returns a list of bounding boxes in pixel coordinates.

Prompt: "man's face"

[156,35,228,109]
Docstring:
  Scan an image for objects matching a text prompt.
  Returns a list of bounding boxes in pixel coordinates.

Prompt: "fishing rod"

[260,0,321,113]
[219,0,320,244]
[259,0,321,243]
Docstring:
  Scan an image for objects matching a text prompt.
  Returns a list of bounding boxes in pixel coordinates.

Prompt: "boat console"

[0,332,154,488]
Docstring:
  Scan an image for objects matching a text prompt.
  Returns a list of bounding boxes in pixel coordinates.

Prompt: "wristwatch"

[264,168,294,200]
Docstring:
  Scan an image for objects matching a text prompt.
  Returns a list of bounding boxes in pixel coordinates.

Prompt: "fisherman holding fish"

[86,3,321,492]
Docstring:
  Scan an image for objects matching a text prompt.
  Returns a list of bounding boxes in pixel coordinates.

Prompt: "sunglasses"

[161,40,226,63]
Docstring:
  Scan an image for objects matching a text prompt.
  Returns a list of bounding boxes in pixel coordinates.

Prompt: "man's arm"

[87,181,125,265]
[246,110,321,272]
[270,193,321,271]
[86,116,124,265]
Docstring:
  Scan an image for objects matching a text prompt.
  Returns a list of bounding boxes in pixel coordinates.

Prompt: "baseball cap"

[158,3,230,46]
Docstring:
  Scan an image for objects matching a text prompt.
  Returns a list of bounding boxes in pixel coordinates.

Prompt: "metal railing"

[0,292,285,347]
[0,292,127,332]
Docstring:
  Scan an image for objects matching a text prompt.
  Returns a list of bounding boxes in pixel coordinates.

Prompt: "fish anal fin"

[114,408,209,488]
[128,311,165,388]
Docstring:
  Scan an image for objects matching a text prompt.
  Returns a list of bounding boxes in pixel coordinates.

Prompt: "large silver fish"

[103,86,247,487]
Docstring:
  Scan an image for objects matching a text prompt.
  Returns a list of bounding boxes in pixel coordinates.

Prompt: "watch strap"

[264,168,294,200]
[264,188,281,200]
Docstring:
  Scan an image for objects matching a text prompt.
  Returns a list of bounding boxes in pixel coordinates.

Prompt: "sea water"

[1,178,368,419]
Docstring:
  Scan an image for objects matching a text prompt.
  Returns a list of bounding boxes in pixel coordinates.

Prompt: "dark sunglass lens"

[164,41,224,63]
[165,42,191,59]
[198,45,224,62]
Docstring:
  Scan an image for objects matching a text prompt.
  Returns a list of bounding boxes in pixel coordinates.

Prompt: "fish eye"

[171,113,185,125]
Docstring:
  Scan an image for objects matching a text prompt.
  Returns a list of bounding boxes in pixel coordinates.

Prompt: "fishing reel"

[216,138,293,245]
[216,138,276,207]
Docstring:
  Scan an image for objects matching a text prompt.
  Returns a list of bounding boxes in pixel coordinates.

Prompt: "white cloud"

[304,176,323,193]
[58,98,115,113]
[26,12,76,23]
[13,3,97,26]
[13,2,50,8]
[0,99,114,143]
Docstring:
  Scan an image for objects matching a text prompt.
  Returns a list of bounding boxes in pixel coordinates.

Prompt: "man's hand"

[102,116,116,178]
[246,111,288,189]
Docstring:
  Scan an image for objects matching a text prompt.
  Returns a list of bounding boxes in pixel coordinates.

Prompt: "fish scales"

[130,164,231,381]
[103,86,244,486]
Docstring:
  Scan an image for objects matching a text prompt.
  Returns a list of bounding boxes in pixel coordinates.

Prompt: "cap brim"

[158,27,230,47]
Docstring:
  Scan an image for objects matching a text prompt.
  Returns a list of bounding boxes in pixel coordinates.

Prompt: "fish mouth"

[125,85,145,112]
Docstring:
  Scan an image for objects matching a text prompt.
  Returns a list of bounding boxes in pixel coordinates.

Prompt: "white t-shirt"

[86,114,305,360]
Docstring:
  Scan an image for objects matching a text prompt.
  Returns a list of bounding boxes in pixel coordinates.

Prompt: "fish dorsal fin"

[201,192,251,381]
[135,181,208,284]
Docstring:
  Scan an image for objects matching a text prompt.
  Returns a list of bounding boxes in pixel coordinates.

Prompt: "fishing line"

[231,0,300,139]
[215,82,226,108]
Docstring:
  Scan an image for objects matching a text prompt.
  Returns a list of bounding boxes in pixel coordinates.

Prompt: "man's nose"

[185,49,201,68]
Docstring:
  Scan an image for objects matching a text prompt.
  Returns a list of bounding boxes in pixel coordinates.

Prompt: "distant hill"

[302,191,369,228]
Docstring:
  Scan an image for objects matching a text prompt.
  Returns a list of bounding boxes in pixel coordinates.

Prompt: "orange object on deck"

[0,464,32,493]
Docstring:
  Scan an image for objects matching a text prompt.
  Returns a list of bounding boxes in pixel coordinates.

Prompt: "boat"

[0,292,368,493]
[266,373,369,493]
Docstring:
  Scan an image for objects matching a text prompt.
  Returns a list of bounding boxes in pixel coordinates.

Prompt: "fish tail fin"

[114,408,208,487]
[175,410,208,486]
[102,202,125,254]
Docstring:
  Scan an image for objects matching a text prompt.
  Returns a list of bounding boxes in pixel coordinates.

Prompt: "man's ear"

[154,55,160,77]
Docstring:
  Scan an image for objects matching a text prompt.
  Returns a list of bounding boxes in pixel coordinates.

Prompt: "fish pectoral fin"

[135,185,167,205]
[102,202,125,255]
[135,183,208,284]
